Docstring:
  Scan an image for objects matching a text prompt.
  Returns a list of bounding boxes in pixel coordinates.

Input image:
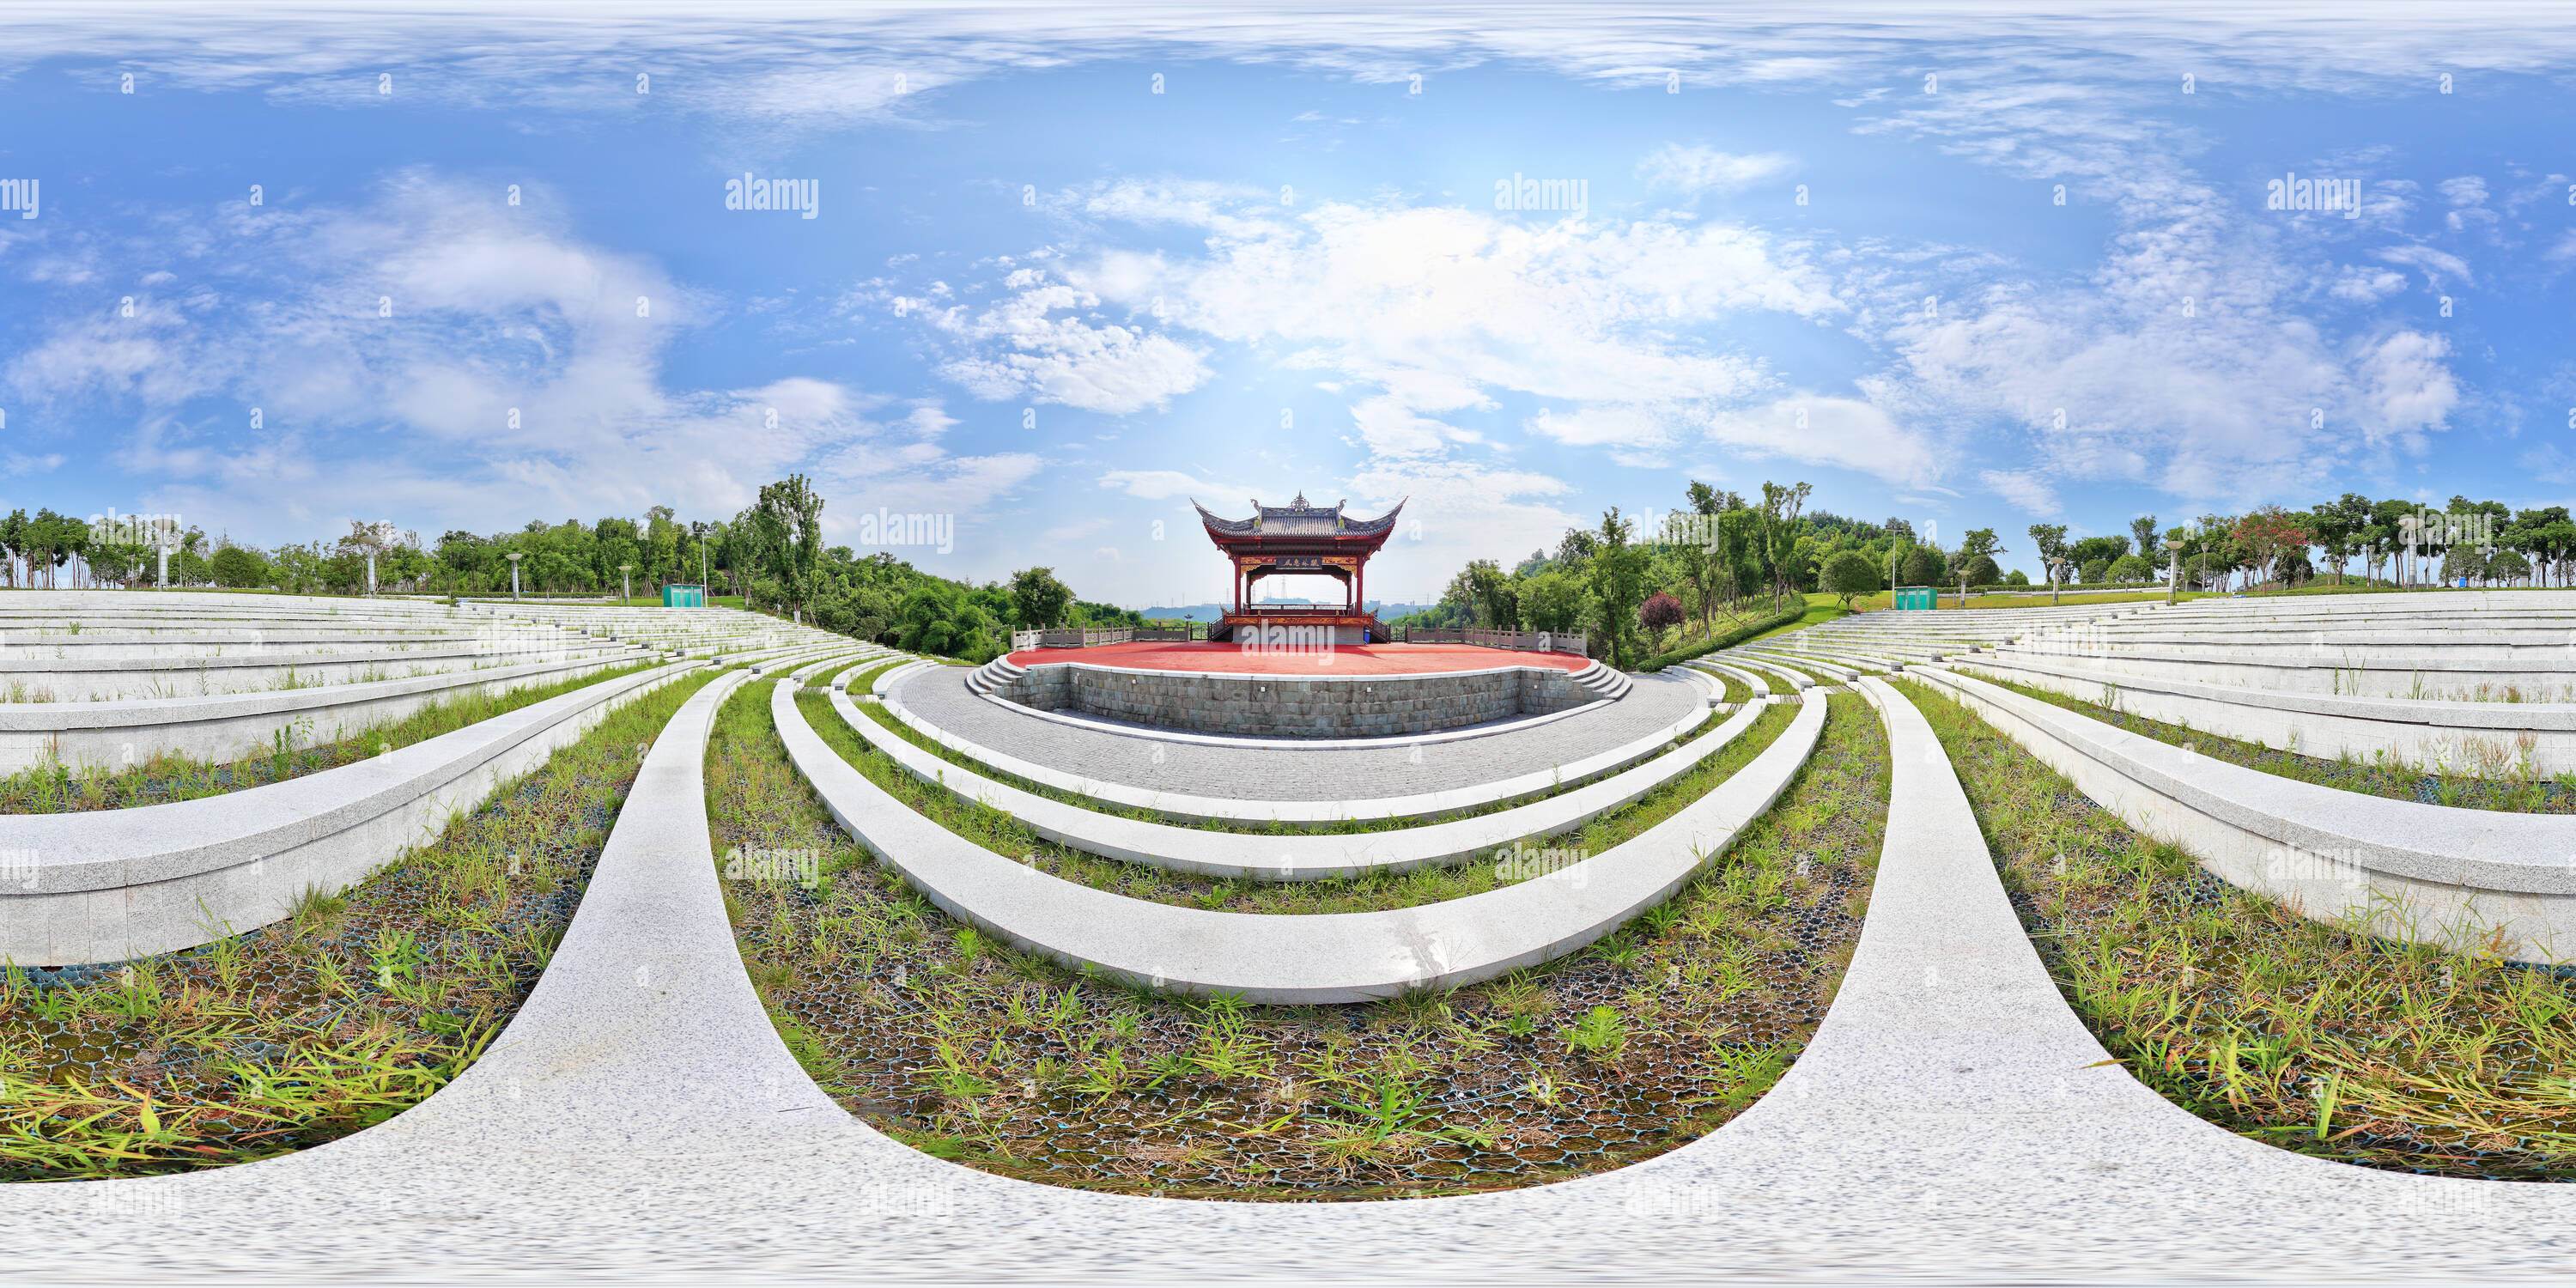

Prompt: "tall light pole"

[2164,538,2184,605]
[620,563,634,605]
[507,551,524,601]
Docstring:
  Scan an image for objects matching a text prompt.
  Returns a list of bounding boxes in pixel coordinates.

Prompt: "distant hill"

[1142,600,1431,622]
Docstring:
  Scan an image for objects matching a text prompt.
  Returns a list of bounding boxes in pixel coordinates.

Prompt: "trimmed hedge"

[1637,604,1807,673]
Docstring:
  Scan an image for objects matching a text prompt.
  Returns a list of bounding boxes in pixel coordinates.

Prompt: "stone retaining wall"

[991,662,1593,737]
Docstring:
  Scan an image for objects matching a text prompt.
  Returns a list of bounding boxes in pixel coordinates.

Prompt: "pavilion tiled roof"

[1193,493,1406,538]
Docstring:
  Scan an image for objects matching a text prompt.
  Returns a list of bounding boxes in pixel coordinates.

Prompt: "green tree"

[1585,507,1649,669]
[1007,566,1074,629]
[1520,568,1585,633]
[1465,558,1518,629]
[1820,550,1880,609]
[2026,523,2070,598]
[1758,481,1813,615]
[207,545,263,588]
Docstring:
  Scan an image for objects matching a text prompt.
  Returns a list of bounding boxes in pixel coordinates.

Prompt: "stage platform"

[1004,640,1591,677]
[987,641,1607,738]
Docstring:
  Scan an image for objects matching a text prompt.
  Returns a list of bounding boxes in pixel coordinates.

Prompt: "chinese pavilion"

[1194,493,1406,644]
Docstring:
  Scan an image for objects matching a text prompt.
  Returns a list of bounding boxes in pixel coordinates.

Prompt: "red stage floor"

[1005,641,1590,677]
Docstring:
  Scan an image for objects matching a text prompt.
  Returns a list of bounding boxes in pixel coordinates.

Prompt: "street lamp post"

[507,551,524,601]
[620,563,634,605]
[2163,538,2184,605]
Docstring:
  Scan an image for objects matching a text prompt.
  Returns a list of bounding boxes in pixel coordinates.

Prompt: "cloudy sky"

[1,3,2570,606]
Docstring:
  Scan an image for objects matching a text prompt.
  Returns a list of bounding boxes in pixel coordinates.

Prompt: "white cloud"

[2372,243,2473,289]
[908,270,1212,414]
[2437,176,2488,206]
[915,182,1869,486]
[1637,144,1795,195]
[1980,469,2062,516]
[3,172,1028,544]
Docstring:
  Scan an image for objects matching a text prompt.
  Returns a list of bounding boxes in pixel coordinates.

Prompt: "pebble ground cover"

[1960,669,2576,812]
[0,669,716,1180]
[0,659,659,814]
[1899,677,2576,1181]
[713,680,1886,1200]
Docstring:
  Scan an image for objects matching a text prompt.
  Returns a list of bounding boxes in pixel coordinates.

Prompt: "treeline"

[1404,485,2576,666]
[0,480,1139,664]
[1394,480,1839,669]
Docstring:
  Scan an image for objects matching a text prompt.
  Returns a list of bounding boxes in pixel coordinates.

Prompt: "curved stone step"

[0,659,708,965]
[873,662,1714,825]
[1908,664,2576,964]
[777,678,1823,1002]
[827,684,1774,879]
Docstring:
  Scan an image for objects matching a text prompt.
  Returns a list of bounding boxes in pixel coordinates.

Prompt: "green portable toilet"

[662,583,707,608]
[1893,586,1937,611]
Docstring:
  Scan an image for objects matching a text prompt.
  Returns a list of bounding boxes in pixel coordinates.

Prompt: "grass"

[1895,675,2576,1181]
[1724,662,1799,697]
[0,659,662,814]
[833,699,1798,916]
[1699,670,1753,705]
[829,680,1752,860]
[826,657,912,695]
[1753,658,1848,687]
[1741,595,1850,644]
[1959,668,2575,813]
[711,679,1887,1200]
[846,686,1709,838]
[0,668,718,1180]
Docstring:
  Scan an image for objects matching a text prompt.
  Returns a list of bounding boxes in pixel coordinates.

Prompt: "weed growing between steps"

[993,703,1792,916]
[1897,677,2576,1182]
[1698,670,1752,705]
[1960,669,2576,813]
[1728,664,1799,696]
[0,659,661,815]
[811,654,897,691]
[817,692,1769,914]
[716,683,1886,1201]
[0,670,716,1181]
[850,691,1722,840]
[822,658,910,695]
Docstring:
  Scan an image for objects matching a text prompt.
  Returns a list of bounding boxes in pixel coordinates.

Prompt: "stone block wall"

[988,662,1600,738]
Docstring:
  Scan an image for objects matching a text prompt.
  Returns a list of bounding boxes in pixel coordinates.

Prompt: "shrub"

[210,545,270,589]
[2005,569,2031,586]
[1959,554,2001,586]
[2109,554,2153,583]
[1638,591,1685,634]
[2079,557,2110,585]
[1820,550,1881,608]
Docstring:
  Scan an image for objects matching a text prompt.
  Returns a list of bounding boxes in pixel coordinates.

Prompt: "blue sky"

[2,3,2573,606]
